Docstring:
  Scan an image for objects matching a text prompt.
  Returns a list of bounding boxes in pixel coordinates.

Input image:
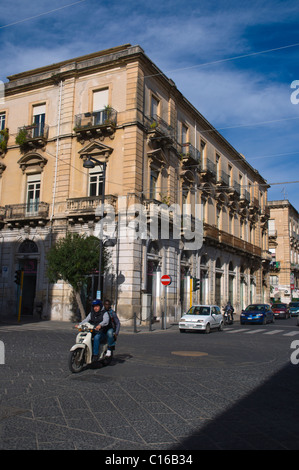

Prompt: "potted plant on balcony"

[15,128,28,149]
[0,128,9,154]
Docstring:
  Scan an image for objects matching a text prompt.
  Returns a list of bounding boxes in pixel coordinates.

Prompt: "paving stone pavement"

[0,319,299,451]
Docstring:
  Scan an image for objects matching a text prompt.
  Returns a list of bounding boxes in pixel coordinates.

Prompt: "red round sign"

[161,275,172,286]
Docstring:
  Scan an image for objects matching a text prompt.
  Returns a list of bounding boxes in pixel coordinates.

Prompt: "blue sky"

[1,0,299,209]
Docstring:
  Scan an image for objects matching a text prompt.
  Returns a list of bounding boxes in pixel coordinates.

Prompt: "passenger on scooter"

[79,299,111,361]
[224,301,234,322]
[103,299,120,357]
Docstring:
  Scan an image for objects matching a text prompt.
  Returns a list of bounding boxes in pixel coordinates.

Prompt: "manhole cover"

[171,351,208,357]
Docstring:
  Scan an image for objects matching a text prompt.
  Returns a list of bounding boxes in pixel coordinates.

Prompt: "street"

[1,317,299,451]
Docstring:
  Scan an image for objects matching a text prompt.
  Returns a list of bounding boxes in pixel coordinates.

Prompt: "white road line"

[244,329,265,334]
[264,330,284,335]
[225,328,250,333]
[283,331,299,336]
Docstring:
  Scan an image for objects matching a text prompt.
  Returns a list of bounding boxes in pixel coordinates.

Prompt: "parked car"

[240,304,275,325]
[179,305,224,334]
[271,303,290,319]
[289,302,299,317]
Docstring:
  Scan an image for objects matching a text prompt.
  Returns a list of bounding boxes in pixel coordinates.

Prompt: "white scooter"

[68,322,112,373]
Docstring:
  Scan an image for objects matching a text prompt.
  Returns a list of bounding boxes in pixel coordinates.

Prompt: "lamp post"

[83,156,106,298]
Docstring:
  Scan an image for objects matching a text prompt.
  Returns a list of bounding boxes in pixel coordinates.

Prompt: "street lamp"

[83,156,107,299]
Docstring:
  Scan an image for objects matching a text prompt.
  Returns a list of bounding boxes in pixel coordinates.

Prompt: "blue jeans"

[92,331,107,355]
[106,328,116,350]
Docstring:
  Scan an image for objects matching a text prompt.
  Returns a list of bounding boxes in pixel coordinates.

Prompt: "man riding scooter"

[78,299,111,362]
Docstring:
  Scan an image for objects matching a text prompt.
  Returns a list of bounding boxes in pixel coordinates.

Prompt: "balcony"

[146,115,174,146]
[74,108,117,139]
[239,189,250,207]
[4,202,49,227]
[16,124,49,150]
[203,223,262,257]
[270,261,281,271]
[179,143,201,166]
[216,170,229,187]
[66,194,117,224]
[199,159,216,182]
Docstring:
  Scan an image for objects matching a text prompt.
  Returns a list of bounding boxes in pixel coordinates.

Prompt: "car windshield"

[245,304,265,312]
[273,304,286,308]
[289,303,299,307]
[186,306,211,315]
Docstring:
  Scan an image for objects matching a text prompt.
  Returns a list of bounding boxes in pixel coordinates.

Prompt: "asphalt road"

[0,316,299,452]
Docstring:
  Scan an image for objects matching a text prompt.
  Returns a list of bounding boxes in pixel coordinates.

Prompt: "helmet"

[92,299,102,307]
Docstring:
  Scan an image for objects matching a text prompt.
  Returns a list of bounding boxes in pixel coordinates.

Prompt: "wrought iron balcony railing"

[74,108,117,132]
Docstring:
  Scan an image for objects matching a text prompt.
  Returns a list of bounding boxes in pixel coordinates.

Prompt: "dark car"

[271,303,290,319]
[289,302,299,317]
[240,304,275,325]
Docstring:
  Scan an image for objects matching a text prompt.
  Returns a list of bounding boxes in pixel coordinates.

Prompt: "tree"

[46,232,109,320]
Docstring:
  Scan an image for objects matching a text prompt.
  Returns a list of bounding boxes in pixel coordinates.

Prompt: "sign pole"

[17,269,24,323]
[161,275,172,330]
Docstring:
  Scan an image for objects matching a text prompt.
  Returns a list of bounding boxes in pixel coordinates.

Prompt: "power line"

[144,41,299,79]
[0,0,89,29]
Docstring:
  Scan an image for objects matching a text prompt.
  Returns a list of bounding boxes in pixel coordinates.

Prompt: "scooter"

[68,322,112,373]
[222,307,234,325]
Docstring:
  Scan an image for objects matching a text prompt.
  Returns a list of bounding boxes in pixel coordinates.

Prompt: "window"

[33,104,45,138]
[0,112,5,131]
[216,154,220,180]
[89,167,104,197]
[26,174,40,214]
[93,89,109,112]
[151,95,159,118]
[150,170,158,199]
[228,165,232,187]
[181,123,188,145]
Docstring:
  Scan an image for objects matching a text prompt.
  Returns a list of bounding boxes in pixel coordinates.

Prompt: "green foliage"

[0,128,9,153]
[46,232,109,291]
[15,128,28,148]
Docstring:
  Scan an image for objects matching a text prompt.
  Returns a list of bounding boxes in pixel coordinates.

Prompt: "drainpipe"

[45,78,63,319]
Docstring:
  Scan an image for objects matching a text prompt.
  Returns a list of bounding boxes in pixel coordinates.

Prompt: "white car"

[179,305,224,334]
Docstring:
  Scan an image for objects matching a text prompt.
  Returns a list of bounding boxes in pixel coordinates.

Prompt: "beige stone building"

[0,44,270,323]
[268,199,299,302]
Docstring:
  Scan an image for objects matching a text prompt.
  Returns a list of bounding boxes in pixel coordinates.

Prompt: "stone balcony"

[74,108,117,139]
[4,202,49,227]
[66,194,118,224]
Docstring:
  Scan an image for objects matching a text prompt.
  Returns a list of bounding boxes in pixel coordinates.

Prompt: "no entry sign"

[161,275,172,286]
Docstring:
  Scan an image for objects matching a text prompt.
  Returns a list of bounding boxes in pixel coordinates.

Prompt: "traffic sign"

[161,275,172,286]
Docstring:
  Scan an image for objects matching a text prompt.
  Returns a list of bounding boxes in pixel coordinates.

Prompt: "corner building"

[0,44,270,322]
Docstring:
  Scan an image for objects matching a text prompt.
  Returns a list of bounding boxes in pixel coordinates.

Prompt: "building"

[0,44,270,322]
[268,199,299,303]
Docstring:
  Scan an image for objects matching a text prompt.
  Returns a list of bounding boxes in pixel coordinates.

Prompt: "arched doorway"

[229,261,235,304]
[215,257,223,306]
[17,240,38,315]
[146,242,161,319]
[200,255,209,304]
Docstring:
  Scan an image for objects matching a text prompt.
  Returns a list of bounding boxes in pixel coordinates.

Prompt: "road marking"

[226,328,250,333]
[264,330,284,335]
[283,331,299,336]
[244,329,265,334]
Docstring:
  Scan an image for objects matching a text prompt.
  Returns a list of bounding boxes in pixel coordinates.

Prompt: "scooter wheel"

[68,348,86,373]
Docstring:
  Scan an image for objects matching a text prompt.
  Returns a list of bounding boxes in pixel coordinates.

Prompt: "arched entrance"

[215,257,223,306]
[17,240,38,316]
[146,242,161,319]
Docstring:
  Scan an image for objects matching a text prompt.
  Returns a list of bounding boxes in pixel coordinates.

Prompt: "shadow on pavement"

[173,362,299,450]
